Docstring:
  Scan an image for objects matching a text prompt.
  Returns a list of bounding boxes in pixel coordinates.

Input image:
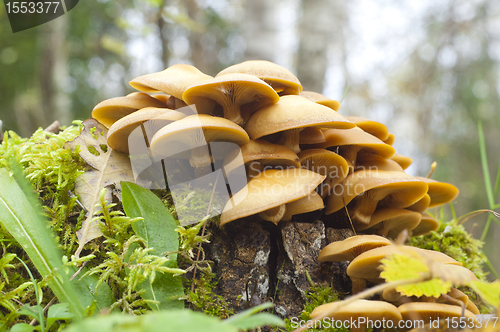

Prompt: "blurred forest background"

[0,0,499,274]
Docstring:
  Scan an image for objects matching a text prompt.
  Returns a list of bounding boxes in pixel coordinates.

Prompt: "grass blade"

[0,166,84,318]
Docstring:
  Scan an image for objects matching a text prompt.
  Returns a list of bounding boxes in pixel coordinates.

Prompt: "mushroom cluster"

[314,235,480,327]
[90,60,459,234]
[89,60,470,324]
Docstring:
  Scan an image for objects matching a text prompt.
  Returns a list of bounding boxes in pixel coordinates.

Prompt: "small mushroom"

[406,194,431,213]
[299,127,326,145]
[245,95,355,154]
[311,300,402,332]
[415,176,459,208]
[356,208,421,239]
[92,92,167,128]
[183,73,279,126]
[281,191,324,222]
[345,116,390,141]
[311,127,395,166]
[398,302,477,325]
[150,114,249,177]
[325,170,428,225]
[298,148,349,198]
[317,234,392,262]
[216,60,302,95]
[220,168,325,226]
[410,213,439,236]
[391,153,413,170]
[384,133,395,145]
[222,139,300,179]
[355,154,404,172]
[299,91,341,111]
[107,107,186,154]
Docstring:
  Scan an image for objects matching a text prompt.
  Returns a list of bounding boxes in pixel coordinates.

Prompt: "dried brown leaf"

[65,118,134,257]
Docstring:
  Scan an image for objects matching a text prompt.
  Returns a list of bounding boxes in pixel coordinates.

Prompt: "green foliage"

[283,284,347,332]
[121,182,185,310]
[410,220,488,280]
[0,165,85,318]
[62,305,282,332]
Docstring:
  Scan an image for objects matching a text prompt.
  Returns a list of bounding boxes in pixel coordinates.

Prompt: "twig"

[30,296,56,326]
[44,121,61,134]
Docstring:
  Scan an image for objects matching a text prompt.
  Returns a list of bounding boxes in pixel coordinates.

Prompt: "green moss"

[186,270,234,319]
[410,220,488,280]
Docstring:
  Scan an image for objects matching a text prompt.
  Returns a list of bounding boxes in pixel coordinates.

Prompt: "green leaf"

[223,302,284,330]
[0,166,85,318]
[18,304,44,321]
[71,266,114,311]
[9,323,36,332]
[121,181,184,310]
[63,310,238,332]
[46,303,73,330]
[469,280,500,308]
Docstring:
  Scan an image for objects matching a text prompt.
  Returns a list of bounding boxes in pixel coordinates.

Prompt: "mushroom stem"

[350,277,367,295]
[222,103,244,126]
[348,192,381,225]
[247,161,265,179]
[339,145,362,166]
[259,205,286,225]
[190,145,214,177]
[278,128,301,154]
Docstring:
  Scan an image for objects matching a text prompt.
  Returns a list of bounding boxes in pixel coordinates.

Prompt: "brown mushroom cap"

[347,245,461,281]
[384,133,395,145]
[325,170,428,223]
[216,60,302,95]
[411,213,439,236]
[415,177,460,208]
[407,194,431,213]
[345,116,390,141]
[355,154,404,172]
[107,107,186,153]
[220,168,325,226]
[183,73,279,125]
[299,127,326,144]
[317,234,392,262]
[311,299,402,322]
[281,191,324,222]
[245,95,355,153]
[357,208,421,239]
[398,302,477,323]
[391,153,413,170]
[150,114,249,174]
[312,127,395,166]
[129,64,213,99]
[92,92,167,128]
[299,91,341,111]
[222,139,301,177]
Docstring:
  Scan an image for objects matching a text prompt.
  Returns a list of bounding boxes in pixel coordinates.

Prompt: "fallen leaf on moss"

[65,119,134,258]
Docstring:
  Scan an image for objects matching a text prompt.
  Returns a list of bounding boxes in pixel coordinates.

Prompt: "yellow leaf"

[380,251,451,298]
[469,280,500,308]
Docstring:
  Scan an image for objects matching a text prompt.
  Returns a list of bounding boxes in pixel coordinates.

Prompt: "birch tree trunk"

[241,0,277,61]
[296,0,335,93]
